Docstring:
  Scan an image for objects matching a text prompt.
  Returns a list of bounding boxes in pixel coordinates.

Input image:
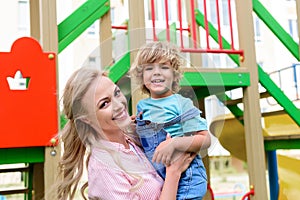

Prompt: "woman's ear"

[77,116,90,125]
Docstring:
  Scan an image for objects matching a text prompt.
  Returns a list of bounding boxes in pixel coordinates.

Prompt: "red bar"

[203,0,210,49]
[216,0,223,49]
[151,0,157,41]
[178,0,184,48]
[164,0,170,41]
[181,47,244,56]
[190,0,197,48]
[176,27,190,31]
[111,25,127,30]
[228,0,234,49]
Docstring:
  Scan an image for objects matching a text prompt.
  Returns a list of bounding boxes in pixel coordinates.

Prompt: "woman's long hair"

[53,68,143,199]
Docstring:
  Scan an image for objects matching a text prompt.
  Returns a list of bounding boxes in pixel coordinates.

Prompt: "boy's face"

[142,61,174,98]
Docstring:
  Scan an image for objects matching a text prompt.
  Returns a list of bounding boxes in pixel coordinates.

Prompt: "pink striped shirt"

[88,138,164,200]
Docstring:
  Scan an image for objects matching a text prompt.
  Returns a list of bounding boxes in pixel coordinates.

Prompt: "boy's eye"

[144,66,153,71]
[161,65,170,69]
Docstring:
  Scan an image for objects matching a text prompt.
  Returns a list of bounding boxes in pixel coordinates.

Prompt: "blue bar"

[267,150,279,200]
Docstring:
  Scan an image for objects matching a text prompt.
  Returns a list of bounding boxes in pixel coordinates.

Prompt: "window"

[18,0,29,34]
[209,0,217,25]
[288,19,298,42]
[254,16,261,42]
[221,0,229,26]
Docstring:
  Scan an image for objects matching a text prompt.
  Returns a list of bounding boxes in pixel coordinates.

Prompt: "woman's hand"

[166,152,196,174]
[129,115,137,132]
[152,134,175,166]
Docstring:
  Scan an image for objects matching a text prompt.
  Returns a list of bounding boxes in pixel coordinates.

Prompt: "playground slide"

[209,113,300,199]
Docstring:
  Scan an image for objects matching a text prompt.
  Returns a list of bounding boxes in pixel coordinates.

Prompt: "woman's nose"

[112,98,123,111]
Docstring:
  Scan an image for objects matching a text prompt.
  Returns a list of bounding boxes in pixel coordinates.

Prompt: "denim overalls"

[136,107,207,200]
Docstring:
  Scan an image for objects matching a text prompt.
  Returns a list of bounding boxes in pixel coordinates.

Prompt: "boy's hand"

[152,134,176,166]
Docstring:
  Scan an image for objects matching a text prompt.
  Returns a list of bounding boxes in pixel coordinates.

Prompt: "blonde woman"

[55,67,195,200]
[130,41,211,200]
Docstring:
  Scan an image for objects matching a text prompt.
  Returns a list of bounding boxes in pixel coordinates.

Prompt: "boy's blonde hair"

[130,41,183,95]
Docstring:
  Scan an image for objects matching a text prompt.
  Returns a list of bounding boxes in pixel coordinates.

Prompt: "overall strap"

[163,107,201,128]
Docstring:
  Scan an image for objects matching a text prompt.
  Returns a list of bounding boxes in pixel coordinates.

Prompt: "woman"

[55,67,196,200]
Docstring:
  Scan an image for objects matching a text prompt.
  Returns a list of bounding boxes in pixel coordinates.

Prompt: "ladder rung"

[0,188,29,195]
[0,166,29,173]
[224,91,270,106]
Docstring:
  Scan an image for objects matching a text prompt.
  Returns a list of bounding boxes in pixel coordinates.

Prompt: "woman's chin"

[115,117,132,129]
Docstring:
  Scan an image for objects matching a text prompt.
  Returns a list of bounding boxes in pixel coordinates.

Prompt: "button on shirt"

[88,138,163,200]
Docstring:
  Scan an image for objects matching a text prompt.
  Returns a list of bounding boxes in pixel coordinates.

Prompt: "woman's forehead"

[83,76,114,103]
[94,76,115,96]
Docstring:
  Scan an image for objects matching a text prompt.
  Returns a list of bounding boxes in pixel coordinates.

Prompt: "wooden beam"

[235,0,268,199]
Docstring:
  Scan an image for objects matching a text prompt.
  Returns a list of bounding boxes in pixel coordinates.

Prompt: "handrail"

[268,64,300,101]
[57,0,110,53]
[252,0,299,60]
[241,185,255,200]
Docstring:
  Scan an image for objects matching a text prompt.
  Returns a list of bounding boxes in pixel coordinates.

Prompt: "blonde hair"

[130,41,183,95]
[55,68,101,200]
[54,68,142,200]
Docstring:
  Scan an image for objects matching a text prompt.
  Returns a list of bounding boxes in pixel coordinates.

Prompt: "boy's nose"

[153,65,161,75]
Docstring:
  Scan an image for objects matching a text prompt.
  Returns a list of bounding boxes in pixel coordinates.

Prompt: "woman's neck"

[105,130,129,149]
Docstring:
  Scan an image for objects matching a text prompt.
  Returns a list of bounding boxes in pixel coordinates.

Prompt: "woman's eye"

[99,101,109,109]
[114,89,121,96]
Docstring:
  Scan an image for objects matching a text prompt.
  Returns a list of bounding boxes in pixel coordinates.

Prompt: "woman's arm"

[159,153,196,200]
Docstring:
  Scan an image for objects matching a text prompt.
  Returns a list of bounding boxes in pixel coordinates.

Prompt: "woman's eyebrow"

[96,86,118,107]
[96,96,108,107]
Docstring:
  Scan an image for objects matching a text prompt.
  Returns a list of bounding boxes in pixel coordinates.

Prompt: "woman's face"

[83,76,131,136]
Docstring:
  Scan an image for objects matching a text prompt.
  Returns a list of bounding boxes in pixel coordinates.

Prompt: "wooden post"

[100,2,113,69]
[36,1,60,199]
[235,0,268,199]
[29,0,40,42]
[128,0,147,115]
[198,99,211,200]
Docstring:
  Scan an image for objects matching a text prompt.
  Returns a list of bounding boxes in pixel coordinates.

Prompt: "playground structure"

[0,0,300,200]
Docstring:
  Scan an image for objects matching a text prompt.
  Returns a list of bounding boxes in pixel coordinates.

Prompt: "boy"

[130,41,211,200]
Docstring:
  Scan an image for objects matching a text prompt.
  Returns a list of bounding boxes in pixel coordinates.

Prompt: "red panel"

[0,37,58,148]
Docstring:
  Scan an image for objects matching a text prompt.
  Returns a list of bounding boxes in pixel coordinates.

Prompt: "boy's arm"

[152,130,211,165]
[173,130,211,153]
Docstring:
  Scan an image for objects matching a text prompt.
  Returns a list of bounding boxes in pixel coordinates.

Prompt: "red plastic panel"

[0,37,58,148]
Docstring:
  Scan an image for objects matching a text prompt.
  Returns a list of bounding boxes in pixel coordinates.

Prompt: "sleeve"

[88,157,141,200]
[136,101,143,117]
[181,97,208,133]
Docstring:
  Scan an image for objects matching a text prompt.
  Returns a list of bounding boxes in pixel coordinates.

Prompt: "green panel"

[58,0,110,53]
[181,71,250,87]
[265,139,300,151]
[157,22,177,44]
[253,0,299,60]
[60,114,68,129]
[108,52,130,83]
[0,147,44,164]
